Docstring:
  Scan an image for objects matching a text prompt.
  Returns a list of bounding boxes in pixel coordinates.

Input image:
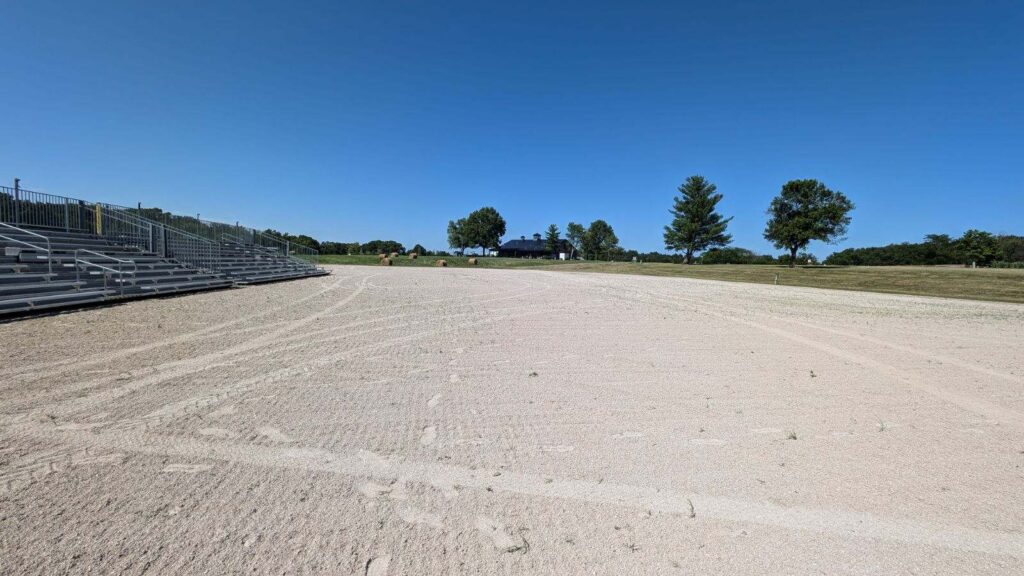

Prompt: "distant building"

[497,233,571,259]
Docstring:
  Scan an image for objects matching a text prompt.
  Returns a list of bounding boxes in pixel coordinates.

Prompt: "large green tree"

[582,220,619,261]
[764,179,854,268]
[958,229,999,266]
[362,239,405,254]
[565,222,586,259]
[447,219,469,255]
[463,207,507,255]
[663,175,733,264]
[544,224,560,255]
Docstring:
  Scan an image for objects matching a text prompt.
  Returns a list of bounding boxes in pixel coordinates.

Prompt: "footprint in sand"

[475,516,526,553]
[426,393,442,409]
[398,506,443,529]
[256,426,295,443]
[358,479,408,502]
[198,427,237,439]
[420,426,437,446]
[358,481,392,499]
[365,556,391,576]
[438,484,459,500]
[162,463,212,473]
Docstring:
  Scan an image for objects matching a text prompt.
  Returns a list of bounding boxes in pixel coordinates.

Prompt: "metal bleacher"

[0,181,328,317]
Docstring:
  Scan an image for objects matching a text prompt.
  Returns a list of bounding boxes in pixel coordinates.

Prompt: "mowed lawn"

[320,254,1024,304]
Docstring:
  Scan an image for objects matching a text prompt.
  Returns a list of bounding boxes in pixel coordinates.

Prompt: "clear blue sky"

[1,0,1021,256]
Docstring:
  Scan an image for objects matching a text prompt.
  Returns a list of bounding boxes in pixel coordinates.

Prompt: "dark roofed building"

[497,233,571,259]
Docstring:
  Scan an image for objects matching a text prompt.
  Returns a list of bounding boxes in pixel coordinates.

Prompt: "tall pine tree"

[664,175,733,264]
[544,224,560,256]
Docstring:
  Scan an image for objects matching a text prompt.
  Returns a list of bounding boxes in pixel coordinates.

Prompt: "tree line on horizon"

[294,177,1022,267]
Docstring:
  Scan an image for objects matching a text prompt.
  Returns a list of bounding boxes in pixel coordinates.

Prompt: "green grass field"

[319,254,1024,303]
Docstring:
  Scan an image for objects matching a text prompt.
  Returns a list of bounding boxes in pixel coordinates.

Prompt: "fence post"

[64,198,70,232]
[13,178,20,224]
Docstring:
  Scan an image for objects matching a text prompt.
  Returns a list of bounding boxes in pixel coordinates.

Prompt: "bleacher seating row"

[0,225,327,316]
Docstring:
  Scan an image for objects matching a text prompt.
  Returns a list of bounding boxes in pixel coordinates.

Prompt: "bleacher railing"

[1,183,321,273]
[1,185,91,232]
[124,208,320,269]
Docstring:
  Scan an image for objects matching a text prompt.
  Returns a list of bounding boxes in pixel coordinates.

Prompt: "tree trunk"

[685,249,693,265]
[789,246,798,268]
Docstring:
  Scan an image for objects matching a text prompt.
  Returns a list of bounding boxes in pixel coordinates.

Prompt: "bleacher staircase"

[1,183,330,317]
[0,223,236,314]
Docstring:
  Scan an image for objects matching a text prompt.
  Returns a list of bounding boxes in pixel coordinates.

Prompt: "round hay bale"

[377,253,386,260]
[380,257,392,266]
[468,257,478,265]
[390,252,399,258]
[409,253,418,259]
[436,259,447,267]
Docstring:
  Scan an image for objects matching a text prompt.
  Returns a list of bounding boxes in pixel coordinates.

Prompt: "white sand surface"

[1,266,1022,574]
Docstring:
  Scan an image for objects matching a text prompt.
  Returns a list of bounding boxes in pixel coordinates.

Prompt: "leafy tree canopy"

[764,179,854,267]
[958,229,1000,266]
[447,219,469,254]
[582,220,619,261]
[565,222,586,259]
[462,207,507,254]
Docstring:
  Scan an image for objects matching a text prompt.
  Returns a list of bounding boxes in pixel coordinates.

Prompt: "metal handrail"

[258,229,319,253]
[0,222,53,278]
[254,229,317,268]
[74,249,137,296]
[224,231,317,270]
[102,204,222,273]
[5,182,326,276]
[90,206,153,252]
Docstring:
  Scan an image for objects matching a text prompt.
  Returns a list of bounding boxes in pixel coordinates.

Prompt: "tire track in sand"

[119,303,552,431]
[644,290,1024,428]
[20,273,377,421]
[2,274,549,422]
[548,271,1024,427]
[12,424,1024,558]
[0,272,357,384]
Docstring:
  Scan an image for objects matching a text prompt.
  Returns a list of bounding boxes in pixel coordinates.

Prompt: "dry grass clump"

[380,257,392,266]
[468,257,478,265]
[436,259,447,267]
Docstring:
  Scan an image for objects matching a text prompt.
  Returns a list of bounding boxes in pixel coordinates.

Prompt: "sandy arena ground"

[1,265,1023,574]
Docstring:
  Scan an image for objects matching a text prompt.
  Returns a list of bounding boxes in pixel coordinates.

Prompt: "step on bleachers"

[214,240,329,284]
[0,225,233,315]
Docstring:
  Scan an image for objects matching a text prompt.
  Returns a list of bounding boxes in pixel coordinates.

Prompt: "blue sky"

[1,0,1021,256]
